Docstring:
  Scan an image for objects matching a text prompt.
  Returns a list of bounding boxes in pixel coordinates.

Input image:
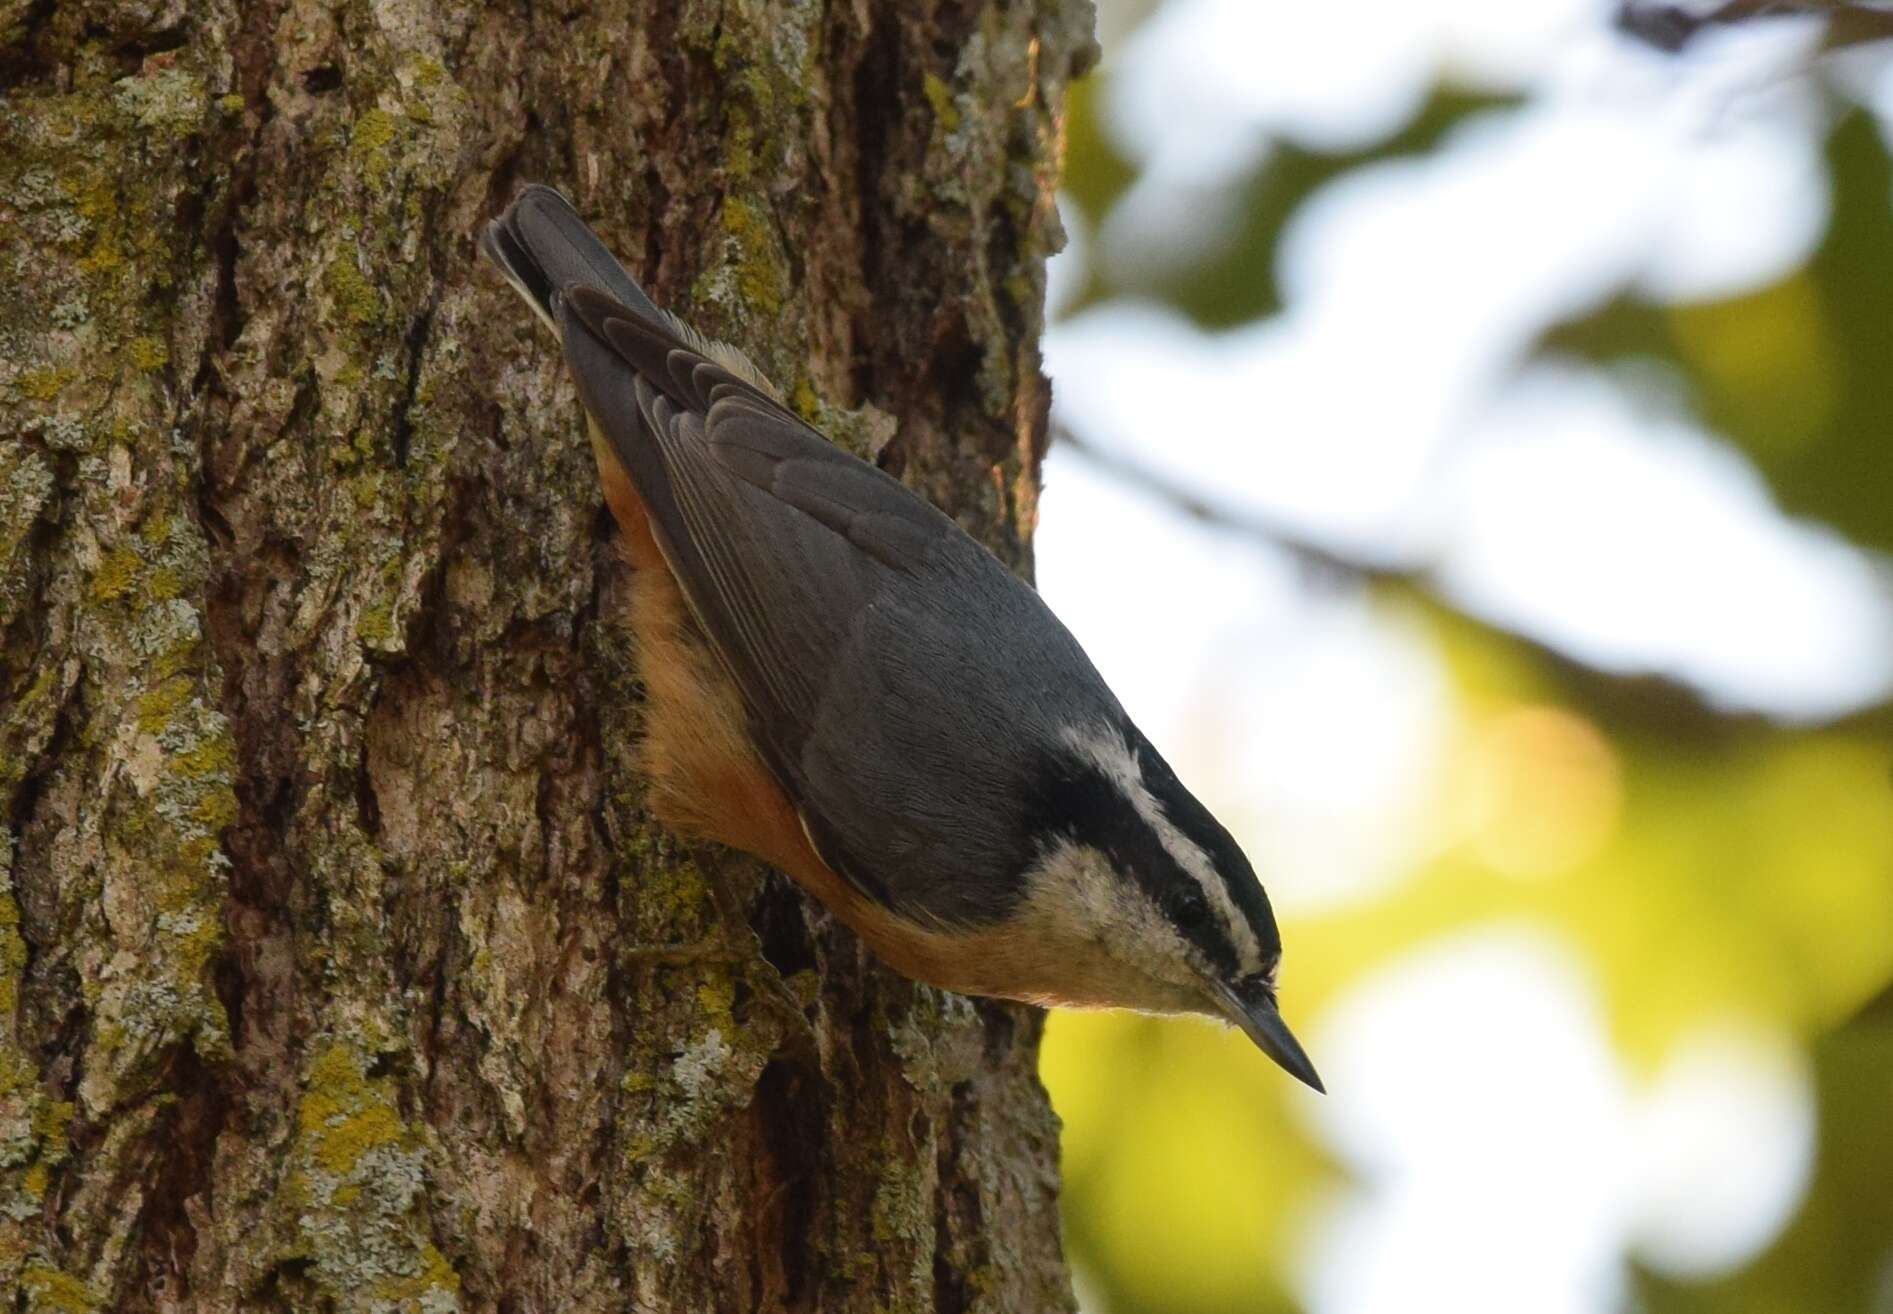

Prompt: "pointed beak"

[1214,980,1325,1093]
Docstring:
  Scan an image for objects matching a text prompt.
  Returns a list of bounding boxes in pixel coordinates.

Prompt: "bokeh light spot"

[1459,704,1623,879]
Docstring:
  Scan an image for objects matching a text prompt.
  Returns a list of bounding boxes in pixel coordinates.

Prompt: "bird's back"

[484,186,1126,928]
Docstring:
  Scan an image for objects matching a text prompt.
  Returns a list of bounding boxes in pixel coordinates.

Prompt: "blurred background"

[1031,2,1893,1311]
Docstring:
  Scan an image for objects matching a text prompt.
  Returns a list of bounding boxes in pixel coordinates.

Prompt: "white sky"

[1038,1,1881,1309]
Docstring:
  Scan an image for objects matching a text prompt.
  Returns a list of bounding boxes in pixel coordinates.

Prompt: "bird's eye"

[1167,884,1209,930]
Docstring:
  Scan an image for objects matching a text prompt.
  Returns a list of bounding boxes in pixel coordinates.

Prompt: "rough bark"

[0,0,1096,1308]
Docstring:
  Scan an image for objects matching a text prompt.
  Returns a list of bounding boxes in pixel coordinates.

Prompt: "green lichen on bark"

[0,877,77,1241]
[19,1262,98,1314]
[276,1043,459,1314]
[0,442,55,628]
[923,71,964,134]
[1,0,1096,1305]
[0,13,244,1298]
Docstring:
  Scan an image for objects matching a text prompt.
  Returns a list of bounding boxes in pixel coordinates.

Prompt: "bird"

[481,183,1323,1092]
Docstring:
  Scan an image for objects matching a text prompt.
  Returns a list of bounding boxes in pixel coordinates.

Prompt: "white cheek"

[1058,724,1265,968]
[1116,897,1198,980]
[1021,842,1204,1003]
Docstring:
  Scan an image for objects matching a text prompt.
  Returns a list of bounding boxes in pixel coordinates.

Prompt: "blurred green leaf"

[1541,109,1893,553]
[1049,38,1893,1314]
[1048,598,1893,1314]
[1046,1009,1328,1314]
[1633,1015,1893,1314]
[1062,84,1520,327]
[1064,74,1142,232]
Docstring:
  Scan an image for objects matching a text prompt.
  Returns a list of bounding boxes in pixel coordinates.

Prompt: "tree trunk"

[0,0,1096,1308]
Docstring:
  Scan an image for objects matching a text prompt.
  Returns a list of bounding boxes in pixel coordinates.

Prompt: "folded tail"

[482,182,783,400]
[480,184,668,337]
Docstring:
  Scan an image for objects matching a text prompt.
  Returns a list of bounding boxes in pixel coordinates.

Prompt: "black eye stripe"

[1132,737,1280,964]
[1021,739,1240,977]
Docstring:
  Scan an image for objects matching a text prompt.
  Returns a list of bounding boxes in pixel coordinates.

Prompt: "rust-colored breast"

[590,429,899,936]
[590,428,1110,1007]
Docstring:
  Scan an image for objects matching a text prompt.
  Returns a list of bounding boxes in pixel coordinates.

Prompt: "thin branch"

[1616,0,1893,53]
[1049,422,1794,735]
[1049,424,1412,592]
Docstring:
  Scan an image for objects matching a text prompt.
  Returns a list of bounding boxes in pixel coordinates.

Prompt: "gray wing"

[560,286,1119,925]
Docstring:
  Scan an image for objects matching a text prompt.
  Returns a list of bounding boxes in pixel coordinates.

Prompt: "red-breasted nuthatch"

[482,185,1322,1091]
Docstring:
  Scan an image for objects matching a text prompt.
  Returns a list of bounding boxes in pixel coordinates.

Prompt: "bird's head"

[1020,723,1323,1092]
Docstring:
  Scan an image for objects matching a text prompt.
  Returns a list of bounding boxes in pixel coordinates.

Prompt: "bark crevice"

[0,0,1094,1306]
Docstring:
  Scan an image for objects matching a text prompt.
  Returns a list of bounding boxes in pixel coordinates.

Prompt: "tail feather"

[481,182,783,400]
[480,184,666,335]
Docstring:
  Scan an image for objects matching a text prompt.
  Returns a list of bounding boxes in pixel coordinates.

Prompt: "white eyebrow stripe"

[1059,724,1262,968]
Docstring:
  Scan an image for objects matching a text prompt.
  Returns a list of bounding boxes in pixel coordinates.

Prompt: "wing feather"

[555,283,1120,924]
[560,287,947,894]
